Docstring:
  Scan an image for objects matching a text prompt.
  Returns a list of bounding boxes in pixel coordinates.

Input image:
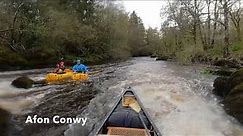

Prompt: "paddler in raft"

[72,59,88,73]
[53,57,66,74]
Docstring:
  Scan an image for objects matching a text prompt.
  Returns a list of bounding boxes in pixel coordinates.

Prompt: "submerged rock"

[11,76,35,89]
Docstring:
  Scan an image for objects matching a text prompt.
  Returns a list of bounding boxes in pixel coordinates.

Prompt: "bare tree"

[229,0,242,41]
[211,0,219,46]
[180,0,208,46]
[0,2,25,52]
[206,0,211,48]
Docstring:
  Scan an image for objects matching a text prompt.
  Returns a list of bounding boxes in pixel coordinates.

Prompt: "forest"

[0,0,150,70]
[0,0,242,70]
[159,0,243,64]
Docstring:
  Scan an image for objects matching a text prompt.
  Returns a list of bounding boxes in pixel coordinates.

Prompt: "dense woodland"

[0,0,149,70]
[0,0,242,70]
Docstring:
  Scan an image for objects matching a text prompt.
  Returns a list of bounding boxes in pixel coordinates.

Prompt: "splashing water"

[0,69,49,114]
[66,57,243,136]
[125,57,243,136]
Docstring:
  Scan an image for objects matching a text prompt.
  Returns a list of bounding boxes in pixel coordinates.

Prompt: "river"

[0,57,242,136]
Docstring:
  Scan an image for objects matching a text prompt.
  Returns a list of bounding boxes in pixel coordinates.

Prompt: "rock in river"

[11,76,35,89]
[156,56,169,61]
[213,68,243,124]
[224,82,243,124]
[213,76,230,97]
[228,68,243,89]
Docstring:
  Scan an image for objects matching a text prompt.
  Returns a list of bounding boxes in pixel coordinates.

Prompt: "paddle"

[124,93,153,136]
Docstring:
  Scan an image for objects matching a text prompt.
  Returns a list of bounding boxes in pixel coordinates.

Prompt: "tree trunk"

[193,24,197,45]
[193,0,197,45]
[205,0,211,49]
[236,26,241,41]
[223,0,230,57]
[211,0,218,46]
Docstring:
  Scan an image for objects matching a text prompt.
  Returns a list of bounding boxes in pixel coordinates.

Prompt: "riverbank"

[213,68,243,125]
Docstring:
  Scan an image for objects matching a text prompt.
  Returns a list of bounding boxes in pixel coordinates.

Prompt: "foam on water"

[0,72,48,114]
[0,79,46,114]
[0,71,46,96]
[64,57,243,136]
[0,93,45,114]
[0,79,30,97]
[124,57,243,136]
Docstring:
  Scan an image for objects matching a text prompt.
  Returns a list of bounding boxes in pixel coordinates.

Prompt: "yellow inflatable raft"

[72,73,89,81]
[45,69,88,82]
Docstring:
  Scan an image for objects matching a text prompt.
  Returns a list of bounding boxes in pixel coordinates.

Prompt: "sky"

[122,1,167,29]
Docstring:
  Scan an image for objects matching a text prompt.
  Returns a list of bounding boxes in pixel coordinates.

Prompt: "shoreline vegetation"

[0,1,150,71]
[0,1,242,72]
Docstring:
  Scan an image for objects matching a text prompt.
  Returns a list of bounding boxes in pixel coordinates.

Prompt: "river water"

[0,57,243,136]
[123,57,243,136]
[0,68,50,114]
[66,57,243,136]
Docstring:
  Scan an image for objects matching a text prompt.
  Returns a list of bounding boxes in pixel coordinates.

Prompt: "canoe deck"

[107,127,147,136]
[96,88,162,136]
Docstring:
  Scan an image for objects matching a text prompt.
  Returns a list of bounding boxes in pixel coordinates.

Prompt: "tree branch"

[0,29,14,33]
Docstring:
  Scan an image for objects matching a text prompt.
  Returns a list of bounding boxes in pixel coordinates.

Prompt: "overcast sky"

[122,1,167,29]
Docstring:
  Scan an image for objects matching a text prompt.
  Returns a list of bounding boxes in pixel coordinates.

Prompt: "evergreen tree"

[128,11,146,56]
